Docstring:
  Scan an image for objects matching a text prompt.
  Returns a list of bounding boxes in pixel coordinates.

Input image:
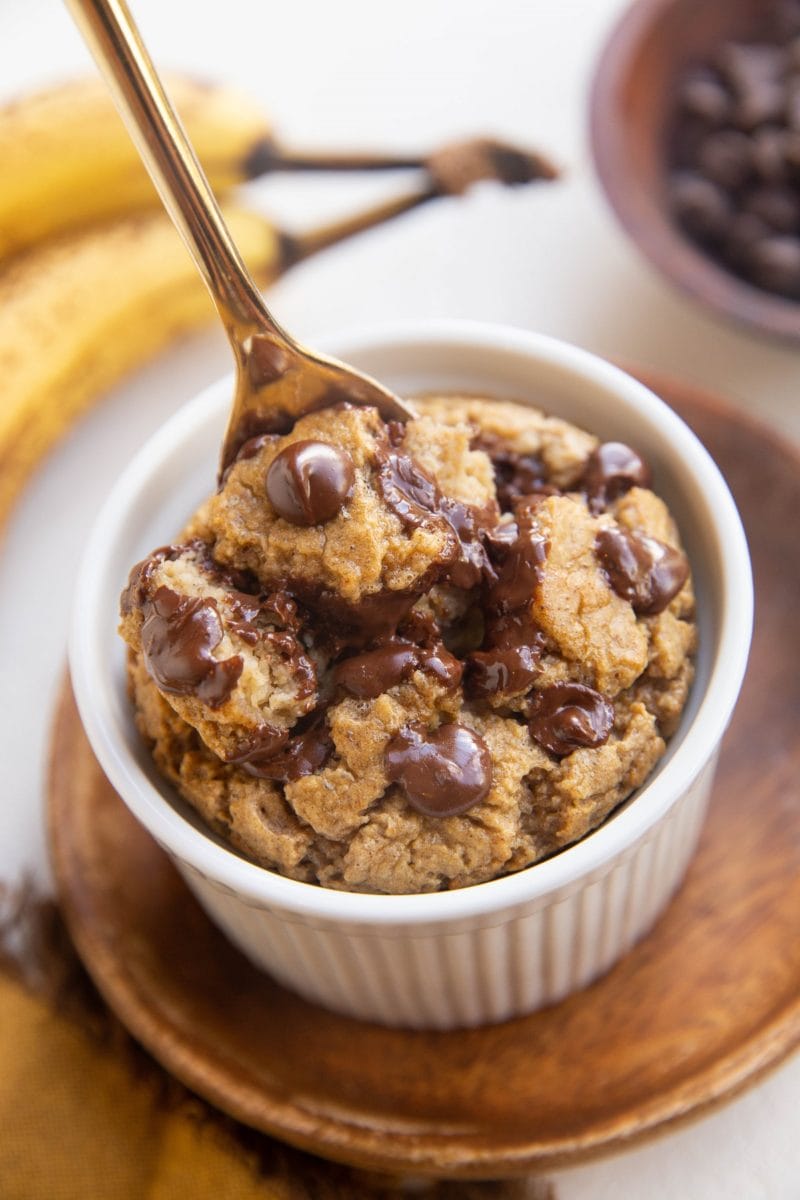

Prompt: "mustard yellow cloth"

[0,891,541,1200]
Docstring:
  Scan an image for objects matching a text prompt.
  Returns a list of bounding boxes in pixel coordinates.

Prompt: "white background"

[0,1,797,1196]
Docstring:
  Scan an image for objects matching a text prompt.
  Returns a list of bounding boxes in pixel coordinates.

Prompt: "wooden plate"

[48,370,800,1179]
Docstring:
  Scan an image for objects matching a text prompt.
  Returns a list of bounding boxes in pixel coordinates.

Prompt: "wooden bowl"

[590,0,800,342]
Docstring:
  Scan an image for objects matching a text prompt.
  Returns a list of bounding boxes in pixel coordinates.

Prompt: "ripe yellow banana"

[0,76,273,258]
[0,116,557,540]
[0,206,282,530]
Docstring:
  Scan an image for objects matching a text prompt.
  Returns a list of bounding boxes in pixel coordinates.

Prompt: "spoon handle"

[65,0,285,345]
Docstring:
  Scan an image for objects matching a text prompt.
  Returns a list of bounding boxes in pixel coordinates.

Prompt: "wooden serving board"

[48,369,800,1179]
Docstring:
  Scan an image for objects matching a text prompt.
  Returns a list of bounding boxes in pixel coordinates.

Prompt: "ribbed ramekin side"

[175,759,714,1029]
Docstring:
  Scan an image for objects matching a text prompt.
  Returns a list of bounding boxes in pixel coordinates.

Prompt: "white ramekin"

[69,321,753,1030]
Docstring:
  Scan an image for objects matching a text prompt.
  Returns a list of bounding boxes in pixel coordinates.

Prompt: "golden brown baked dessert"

[120,395,695,893]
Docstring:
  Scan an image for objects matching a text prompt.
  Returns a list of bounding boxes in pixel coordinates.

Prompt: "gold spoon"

[65,0,416,474]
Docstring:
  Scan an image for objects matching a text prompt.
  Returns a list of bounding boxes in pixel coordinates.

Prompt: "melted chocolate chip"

[228,724,289,764]
[529,683,614,757]
[335,641,417,697]
[266,440,355,525]
[298,586,422,651]
[222,411,294,475]
[487,524,548,613]
[377,451,441,525]
[481,518,520,558]
[334,638,462,699]
[595,527,689,615]
[235,433,279,463]
[475,435,553,510]
[385,723,492,817]
[461,504,549,702]
[121,545,180,615]
[226,591,266,644]
[439,496,497,589]
[581,443,652,514]
[216,587,316,701]
[466,613,544,700]
[140,586,242,708]
[376,446,499,589]
[233,717,332,782]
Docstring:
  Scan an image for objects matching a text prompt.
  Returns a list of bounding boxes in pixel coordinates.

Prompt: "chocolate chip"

[486,523,548,612]
[786,75,800,129]
[580,443,652,514]
[376,442,499,591]
[529,683,614,757]
[734,79,786,131]
[466,613,544,701]
[668,12,800,299]
[475,435,551,510]
[742,183,800,232]
[747,234,800,294]
[266,440,355,525]
[696,130,753,189]
[385,723,492,817]
[723,211,771,268]
[235,433,279,463]
[334,638,462,699]
[715,42,787,94]
[771,0,800,38]
[669,172,732,242]
[595,527,689,615]
[783,129,800,173]
[140,586,243,708]
[233,718,332,781]
[750,126,790,181]
[377,451,441,526]
[678,70,732,125]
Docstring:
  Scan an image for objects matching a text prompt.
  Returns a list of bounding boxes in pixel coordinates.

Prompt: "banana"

[0,76,273,258]
[0,206,283,530]
[0,118,557,538]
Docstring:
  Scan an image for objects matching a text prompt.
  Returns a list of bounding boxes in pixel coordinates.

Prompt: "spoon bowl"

[65,0,416,474]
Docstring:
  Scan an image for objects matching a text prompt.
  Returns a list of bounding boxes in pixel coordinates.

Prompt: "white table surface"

[1,1,797,1196]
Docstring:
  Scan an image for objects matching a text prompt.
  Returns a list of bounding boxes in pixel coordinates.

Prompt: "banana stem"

[246,136,560,187]
[282,186,439,266]
[245,141,426,178]
[278,137,560,267]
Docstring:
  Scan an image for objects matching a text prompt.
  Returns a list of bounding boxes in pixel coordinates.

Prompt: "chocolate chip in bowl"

[668,8,800,298]
[591,0,800,340]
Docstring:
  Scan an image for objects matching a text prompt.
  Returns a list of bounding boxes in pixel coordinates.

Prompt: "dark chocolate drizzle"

[486,515,549,613]
[580,443,652,515]
[529,682,614,757]
[465,502,550,702]
[595,527,689,616]
[385,722,493,817]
